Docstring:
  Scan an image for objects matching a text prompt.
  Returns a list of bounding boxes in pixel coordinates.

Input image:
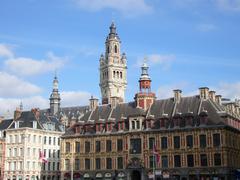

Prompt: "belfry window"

[108,46,110,53]
[120,72,122,79]
[113,71,116,78]
[117,71,119,78]
[114,45,118,53]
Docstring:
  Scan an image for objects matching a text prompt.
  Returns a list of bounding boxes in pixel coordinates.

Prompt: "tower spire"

[50,73,61,116]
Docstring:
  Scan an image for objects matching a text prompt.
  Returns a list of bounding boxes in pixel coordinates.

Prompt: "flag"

[39,150,48,163]
[153,144,160,164]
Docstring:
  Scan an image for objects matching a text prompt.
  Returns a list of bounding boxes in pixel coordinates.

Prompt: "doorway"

[131,170,141,180]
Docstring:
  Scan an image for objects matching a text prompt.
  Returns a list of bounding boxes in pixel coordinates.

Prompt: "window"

[186,135,193,148]
[162,155,168,168]
[200,154,208,166]
[14,148,17,156]
[44,136,47,145]
[132,121,135,129]
[33,148,36,156]
[106,158,112,169]
[149,156,156,168]
[57,150,60,158]
[65,142,70,153]
[75,142,81,153]
[174,136,180,149]
[33,162,35,170]
[53,137,56,145]
[58,138,60,145]
[130,138,141,154]
[174,155,181,167]
[38,136,41,143]
[53,150,55,158]
[49,137,51,145]
[95,158,101,169]
[27,148,30,156]
[8,148,11,157]
[117,157,123,169]
[114,45,118,53]
[161,137,168,149]
[52,162,55,171]
[200,134,206,148]
[187,154,194,167]
[85,141,90,153]
[48,162,51,171]
[33,121,37,129]
[214,153,221,166]
[75,159,80,170]
[33,135,36,143]
[213,133,220,147]
[15,135,18,143]
[95,141,101,153]
[85,158,90,170]
[136,121,140,129]
[117,139,123,151]
[57,162,60,170]
[65,159,70,170]
[106,140,112,152]
[48,149,51,158]
[20,148,23,156]
[149,137,155,150]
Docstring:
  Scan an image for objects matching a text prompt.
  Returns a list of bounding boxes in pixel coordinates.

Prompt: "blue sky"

[0,0,240,116]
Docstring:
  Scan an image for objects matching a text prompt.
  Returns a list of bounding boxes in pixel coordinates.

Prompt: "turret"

[135,61,156,110]
[49,75,61,116]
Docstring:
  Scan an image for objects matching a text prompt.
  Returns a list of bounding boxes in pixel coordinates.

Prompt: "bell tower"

[99,22,127,104]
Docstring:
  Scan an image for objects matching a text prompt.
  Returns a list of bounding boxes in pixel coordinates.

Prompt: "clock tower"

[99,22,127,104]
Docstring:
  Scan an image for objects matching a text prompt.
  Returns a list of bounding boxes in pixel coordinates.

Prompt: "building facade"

[60,23,240,180]
[1,108,64,180]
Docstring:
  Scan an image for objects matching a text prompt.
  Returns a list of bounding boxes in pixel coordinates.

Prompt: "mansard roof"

[62,95,239,137]
[0,110,64,132]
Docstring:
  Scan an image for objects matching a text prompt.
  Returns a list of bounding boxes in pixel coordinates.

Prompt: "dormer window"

[14,121,19,129]
[33,121,37,129]
[130,118,142,130]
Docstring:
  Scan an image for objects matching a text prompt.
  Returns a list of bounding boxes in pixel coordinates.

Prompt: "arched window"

[117,71,119,78]
[114,45,118,53]
[120,72,122,79]
[113,71,116,78]
[108,46,110,53]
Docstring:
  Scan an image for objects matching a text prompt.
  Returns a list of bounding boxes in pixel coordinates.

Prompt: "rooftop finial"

[20,101,23,111]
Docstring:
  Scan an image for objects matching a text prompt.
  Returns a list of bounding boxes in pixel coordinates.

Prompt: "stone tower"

[49,75,61,115]
[99,22,127,104]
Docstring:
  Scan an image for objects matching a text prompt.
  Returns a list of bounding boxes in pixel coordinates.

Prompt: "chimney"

[209,91,216,102]
[173,89,182,103]
[199,87,209,100]
[14,108,22,121]
[31,108,40,119]
[0,116,4,124]
[89,96,98,111]
[110,96,119,108]
[216,95,222,105]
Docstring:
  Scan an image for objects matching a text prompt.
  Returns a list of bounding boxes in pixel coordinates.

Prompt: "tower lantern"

[50,74,61,116]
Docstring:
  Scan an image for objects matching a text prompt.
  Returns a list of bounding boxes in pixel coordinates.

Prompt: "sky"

[0,0,240,116]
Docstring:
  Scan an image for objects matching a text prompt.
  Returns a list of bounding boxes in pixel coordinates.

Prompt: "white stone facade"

[4,128,63,180]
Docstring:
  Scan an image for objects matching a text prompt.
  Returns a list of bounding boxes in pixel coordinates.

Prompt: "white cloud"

[0,44,14,58]
[196,23,217,32]
[215,0,240,12]
[215,82,240,100]
[0,96,49,118]
[0,72,41,98]
[157,82,190,99]
[5,52,67,76]
[61,91,91,107]
[73,0,153,17]
[136,54,175,70]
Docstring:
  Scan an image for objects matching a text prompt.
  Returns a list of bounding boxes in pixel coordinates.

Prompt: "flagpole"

[153,141,155,180]
[71,151,73,180]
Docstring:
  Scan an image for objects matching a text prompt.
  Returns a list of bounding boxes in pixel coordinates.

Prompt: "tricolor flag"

[39,150,48,163]
[153,144,160,164]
